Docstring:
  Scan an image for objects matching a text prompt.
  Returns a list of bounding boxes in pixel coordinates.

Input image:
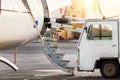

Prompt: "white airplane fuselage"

[0,0,44,50]
[0,0,71,71]
[0,0,71,50]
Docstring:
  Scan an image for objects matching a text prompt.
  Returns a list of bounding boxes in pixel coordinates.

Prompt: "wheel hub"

[104,64,115,76]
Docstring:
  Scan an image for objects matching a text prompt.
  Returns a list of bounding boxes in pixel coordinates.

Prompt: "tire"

[100,60,119,78]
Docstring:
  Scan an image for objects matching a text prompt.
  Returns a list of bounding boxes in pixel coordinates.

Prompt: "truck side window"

[87,24,112,40]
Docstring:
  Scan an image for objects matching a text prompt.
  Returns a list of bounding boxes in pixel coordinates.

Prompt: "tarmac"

[0,40,119,80]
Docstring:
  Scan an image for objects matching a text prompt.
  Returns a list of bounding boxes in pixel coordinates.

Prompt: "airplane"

[0,0,71,71]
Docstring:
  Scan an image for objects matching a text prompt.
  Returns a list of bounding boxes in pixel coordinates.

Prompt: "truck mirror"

[84,27,87,33]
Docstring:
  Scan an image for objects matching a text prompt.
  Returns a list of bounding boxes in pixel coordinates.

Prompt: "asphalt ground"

[0,41,119,80]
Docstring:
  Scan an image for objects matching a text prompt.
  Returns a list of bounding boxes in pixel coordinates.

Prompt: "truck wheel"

[100,60,119,78]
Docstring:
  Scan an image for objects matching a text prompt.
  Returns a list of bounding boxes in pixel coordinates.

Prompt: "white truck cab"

[77,19,120,78]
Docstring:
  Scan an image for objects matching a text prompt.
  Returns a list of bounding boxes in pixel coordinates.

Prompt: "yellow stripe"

[72,24,83,29]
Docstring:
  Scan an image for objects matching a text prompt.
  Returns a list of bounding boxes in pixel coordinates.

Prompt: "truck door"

[78,20,119,71]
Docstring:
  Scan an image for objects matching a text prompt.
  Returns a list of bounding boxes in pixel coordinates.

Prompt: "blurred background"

[54,0,120,41]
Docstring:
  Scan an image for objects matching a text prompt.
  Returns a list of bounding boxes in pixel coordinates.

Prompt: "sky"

[67,0,120,18]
